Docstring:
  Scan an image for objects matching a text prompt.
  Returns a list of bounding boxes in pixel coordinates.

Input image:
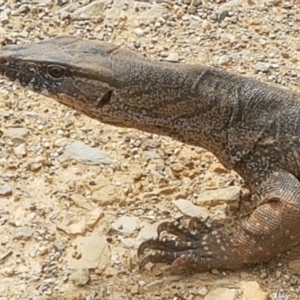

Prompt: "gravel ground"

[0,0,300,299]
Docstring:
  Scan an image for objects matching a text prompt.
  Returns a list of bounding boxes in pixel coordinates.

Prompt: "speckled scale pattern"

[1,36,300,272]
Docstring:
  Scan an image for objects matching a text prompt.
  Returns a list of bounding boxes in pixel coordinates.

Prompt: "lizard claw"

[156,220,203,241]
[138,236,202,258]
[139,250,182,272]
[138,217,227,272]
[138,217,209,259]
[137,237,163,258]
[139,248,216,273]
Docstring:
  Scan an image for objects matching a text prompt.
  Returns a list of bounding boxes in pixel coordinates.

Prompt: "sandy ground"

[0,0,300,299]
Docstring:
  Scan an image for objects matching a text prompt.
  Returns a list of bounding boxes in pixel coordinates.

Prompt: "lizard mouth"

[0,61,33,87]
[0,43,36,87]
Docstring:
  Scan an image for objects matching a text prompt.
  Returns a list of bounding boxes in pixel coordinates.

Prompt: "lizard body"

[0,36,300,271]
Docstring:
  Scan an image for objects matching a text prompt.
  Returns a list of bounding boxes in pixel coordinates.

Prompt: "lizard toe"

[137,237,161,257]
[157,219,205,241]
[189,217,224,233]
[171,252,214,272]
[139,249,188,272]
[138,236,203,257]
[139,248,219,273]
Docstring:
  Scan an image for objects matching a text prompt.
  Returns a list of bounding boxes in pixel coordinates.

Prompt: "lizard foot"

[138,217,225,272]
[139,170,300,273]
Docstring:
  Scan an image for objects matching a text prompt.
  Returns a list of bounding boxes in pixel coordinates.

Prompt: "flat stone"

[2,127,29,141]
[214,8,229,22]
[142,4,167,19]
[31,0,53,5]
[239,281,268,300]
[204,287,236,300]
[58,141,113,165]
[68,235,110,271]
[69,268,90,286]
[56,209,104,235]
[254,62,270,72]
[155,186,176,195]
[195,186,241,207]
[0,13,9,25]
[85,208,104,229]
[13,226,34,241]
[134,28,144,36]
[71,0,109,19]
[111,216,139,234]
[165,52,179,62]
[13,143,27,157]
[287,259,300,275]
[191,0,201,6]
[0,184,12,197]
[70,194,92,210]
[53,239,67,252]
[29,162,42,171]
[91,185,119,206]
[89,174,113,191]
[120,237,135,248]
[57,217,86,235]
[198,286,209,296]
[145,279,165,291]
[217,55,230,65]
[172,199,209,219]
[142,150,162,160]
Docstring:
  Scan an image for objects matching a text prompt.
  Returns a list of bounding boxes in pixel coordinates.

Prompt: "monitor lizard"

[0,36,300,273]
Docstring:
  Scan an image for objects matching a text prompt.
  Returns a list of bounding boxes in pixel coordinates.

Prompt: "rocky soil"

[0,0,300,299]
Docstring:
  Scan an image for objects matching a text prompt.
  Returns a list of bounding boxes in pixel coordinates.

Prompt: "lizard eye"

[48,65,66,79]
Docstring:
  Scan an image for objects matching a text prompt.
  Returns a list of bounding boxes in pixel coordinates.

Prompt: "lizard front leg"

[138,170,300,272]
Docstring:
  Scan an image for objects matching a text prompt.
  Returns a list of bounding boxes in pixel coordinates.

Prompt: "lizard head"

[0,36,201,134]
[0,36,128,121]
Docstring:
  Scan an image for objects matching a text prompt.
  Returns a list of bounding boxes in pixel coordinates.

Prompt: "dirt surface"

[1,0,300,299]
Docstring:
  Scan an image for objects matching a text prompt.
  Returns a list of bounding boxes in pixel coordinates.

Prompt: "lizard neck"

[96,61,235,156]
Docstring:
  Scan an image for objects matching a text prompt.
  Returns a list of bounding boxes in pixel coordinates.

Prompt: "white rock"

[71,0,109,19]
[69,268,90,286]
[254,62,270,72]
[2,127,28,141]
[172,199,209,219]
[195,186,241,207]
[0,184,12,197]
[58,141,113,165]
[13,143,27,157]
[111,216,139,234]
[134,28,145,36]
[67,235,110,271]
[204,287,236,300]
[165,52,179,62]
[239,281,268,300]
